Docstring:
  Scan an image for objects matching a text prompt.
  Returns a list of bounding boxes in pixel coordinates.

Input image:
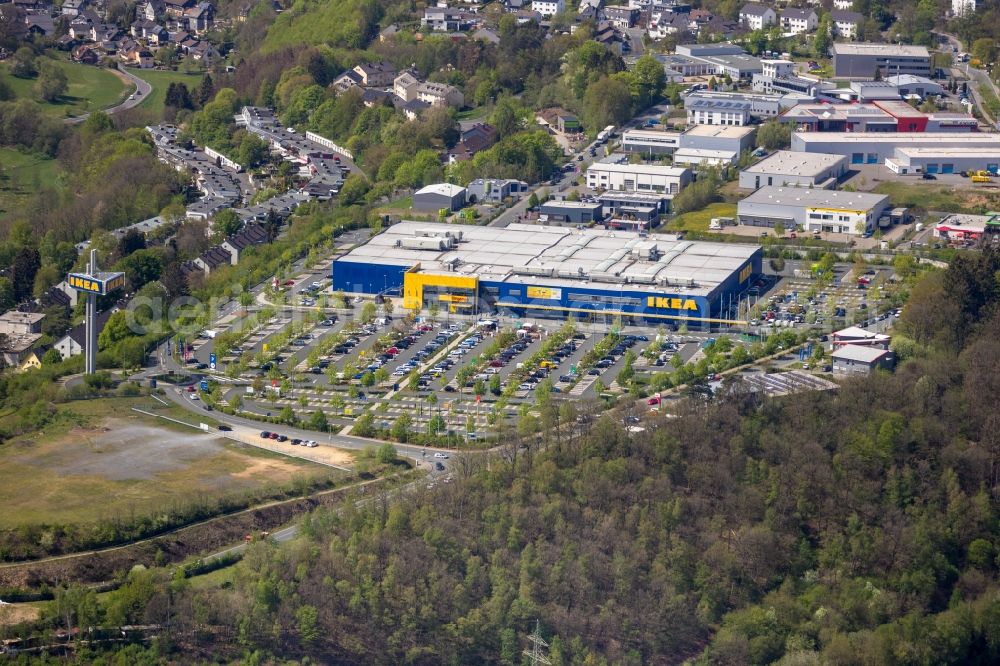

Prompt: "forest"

[6,252,1000,665]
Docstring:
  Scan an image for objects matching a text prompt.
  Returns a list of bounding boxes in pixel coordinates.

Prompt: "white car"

[305,440,318,448]
[433,452,449,459]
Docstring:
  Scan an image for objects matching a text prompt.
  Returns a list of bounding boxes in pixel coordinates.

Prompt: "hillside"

[261,0,383,53]
[26,250,1000,664]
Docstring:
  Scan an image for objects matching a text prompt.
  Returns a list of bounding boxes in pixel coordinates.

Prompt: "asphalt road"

[65,67,152,125]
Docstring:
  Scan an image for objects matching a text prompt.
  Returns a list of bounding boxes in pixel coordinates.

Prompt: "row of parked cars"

[260,431,319,447]
[391,325,458,382]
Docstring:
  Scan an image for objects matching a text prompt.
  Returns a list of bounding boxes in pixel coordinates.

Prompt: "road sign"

[200,380,209,391]
[209,353,217,370]
[476,394,481,402]
[271,378,278,387]
[570,365,577,374]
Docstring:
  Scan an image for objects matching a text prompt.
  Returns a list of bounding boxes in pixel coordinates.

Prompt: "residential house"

[379,23,400,41]
[25,14,56,37]
[72,44,99,63]
[532,0,564,16]
[137,0,163,21]
[739,3,775,30]
[332,69,363,94]
[18,348,46,373]
[503,0,528,11]
[446,122,498,162]
[416,81,464,108]
[402,99,431,120]
[163,0,195,17]
[393,70,421,101]
[422,7,476,31]
[781,7,817,34]
[188,41,217,61]
[61,0,86,16]
[603,5,639,27]
[193,246,232,274]
[220,223,269,264]
[13,0,50,10]
[353,61,397,87]
[53,309,113,359]
[184,2,214,34]
[831,10,863,39]
[833,0,853,8]
[124,47,154,68]
[68,15,92,39]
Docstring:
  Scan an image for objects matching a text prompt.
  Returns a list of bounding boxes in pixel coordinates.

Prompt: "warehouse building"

[832,325,890,349]
[684,89,810,120]
[832,345,895,375]
[831,43,931,79]
[791,132,1000,164]
[332,222,762,325]
[738,151,848,190]
[885,147,1000,175]
[586,162,691,194]
[621,129,682,156]
[884,74,944,99]
[413,183,468,212]
[538,200,603,223]
[737,186,890,235]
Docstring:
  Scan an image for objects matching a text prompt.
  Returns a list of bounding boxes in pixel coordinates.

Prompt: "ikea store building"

[332,222,761,326]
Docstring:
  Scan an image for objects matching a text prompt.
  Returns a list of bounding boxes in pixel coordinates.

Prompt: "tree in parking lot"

[427,414,446,436]
[360,301,377,324]
[390,415,412,443]
[374,367,389,384]
[474,379,486,397]
[279,406,297,425]
[360,372,376,388]
[489,373,502,395]
[308,410,328,432]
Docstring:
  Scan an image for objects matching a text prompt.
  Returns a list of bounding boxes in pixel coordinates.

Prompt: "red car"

[489,360,503,367]
[386,347,399,355]
[268,432,280,440]
[647,396,661,406]
[283,279,295,286]
[186,385,195,393]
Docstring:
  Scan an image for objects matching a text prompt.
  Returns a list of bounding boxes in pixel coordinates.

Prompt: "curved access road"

[64,67,152,125]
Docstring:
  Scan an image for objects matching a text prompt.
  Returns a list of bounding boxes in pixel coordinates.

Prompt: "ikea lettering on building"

[67,272,126,295]
[331,222,761,326]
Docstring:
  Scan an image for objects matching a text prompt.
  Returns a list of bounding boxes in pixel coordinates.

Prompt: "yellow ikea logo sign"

[69,275,102,293]
[647,297,699,311]
[739,264,752,283]
[68,273,125,295]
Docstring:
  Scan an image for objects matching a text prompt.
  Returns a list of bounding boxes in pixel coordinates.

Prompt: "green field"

[663,202,737,232]
[126,67,205,120]
[0,56,129,118]
[0,147,62,220]
[873,181,1000,213]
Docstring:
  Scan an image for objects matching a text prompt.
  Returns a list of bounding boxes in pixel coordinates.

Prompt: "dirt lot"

[0,602,40,626]
[0,416,338,527]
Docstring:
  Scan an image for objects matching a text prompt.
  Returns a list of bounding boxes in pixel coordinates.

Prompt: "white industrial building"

[791,132,1000,164]
[621,126,755,164]
[737,186,890,235]
[686,98,752,126]
[885,147,1000,175]
[586,162,692,194]
[739,151,849,190]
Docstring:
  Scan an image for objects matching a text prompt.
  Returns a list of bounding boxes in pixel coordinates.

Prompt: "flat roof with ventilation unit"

[337,221,759,296]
